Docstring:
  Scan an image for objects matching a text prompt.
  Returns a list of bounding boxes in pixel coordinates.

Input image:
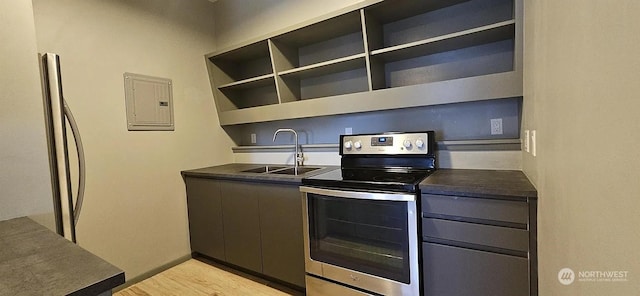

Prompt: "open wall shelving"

[205,0,523,125]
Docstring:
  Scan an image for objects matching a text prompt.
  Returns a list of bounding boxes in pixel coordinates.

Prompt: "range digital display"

[371,136,393,146]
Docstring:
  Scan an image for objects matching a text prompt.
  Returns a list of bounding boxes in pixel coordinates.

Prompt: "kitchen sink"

[269,167,323,175]
[241,166,286,174]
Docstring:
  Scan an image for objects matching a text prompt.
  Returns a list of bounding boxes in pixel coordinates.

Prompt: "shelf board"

[271,10,363,47]
[370,20,516,63]
[217,74,275,90]
[209,40,270,61]
[278,53,367,79]
[365,0,470,24]
[218,71,523,125]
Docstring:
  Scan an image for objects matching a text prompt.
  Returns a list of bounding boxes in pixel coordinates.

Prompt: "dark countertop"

[420,169,537,200]
[181,163,339,185]
[183,164,536,199]
[0,217,124,296]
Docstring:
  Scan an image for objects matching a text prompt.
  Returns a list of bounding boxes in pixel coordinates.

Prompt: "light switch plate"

[531,130,537,157]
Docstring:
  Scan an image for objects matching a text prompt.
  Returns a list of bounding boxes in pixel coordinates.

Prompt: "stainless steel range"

[300,131,436,295]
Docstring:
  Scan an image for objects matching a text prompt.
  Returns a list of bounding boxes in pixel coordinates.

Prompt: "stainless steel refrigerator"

[40,53,86,243]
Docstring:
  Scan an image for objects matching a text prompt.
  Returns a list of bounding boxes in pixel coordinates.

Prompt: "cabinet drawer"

[422,194,528,225]
[422,242,529,296]
[422,218,529,252]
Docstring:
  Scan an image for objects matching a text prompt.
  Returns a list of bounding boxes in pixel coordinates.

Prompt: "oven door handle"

[299,186,416,202]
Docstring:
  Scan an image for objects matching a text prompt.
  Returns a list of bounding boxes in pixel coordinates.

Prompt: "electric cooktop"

[302,168,434,193]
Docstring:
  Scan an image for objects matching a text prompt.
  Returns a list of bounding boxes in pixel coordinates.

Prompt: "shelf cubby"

[379,38,514,88]
[276,57,369,102]
[369,20,515,63]
[297,66,369,101]
[278,53,366,79]
[269,10,368,102]
[209,40,273,85]
[206,40,277,111]
[218,82,279,110]
[364,0,516,90]
[365,0,513,50]
[270,10,364,71]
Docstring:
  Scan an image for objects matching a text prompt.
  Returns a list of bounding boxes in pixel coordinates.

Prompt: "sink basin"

[269,167,323,175]
[241,166,286,174]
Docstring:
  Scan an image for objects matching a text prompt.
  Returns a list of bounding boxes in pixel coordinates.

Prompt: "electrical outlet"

[250,133,257,144]
[531,130,537,157]
[524,130,530,153]
[490,118,503,135]
[345,127,353,135]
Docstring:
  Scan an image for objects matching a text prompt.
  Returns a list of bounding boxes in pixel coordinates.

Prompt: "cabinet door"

[185,177,225,261]
[220,181,263,273]
[258,184,305,287]
[422,242,529,296]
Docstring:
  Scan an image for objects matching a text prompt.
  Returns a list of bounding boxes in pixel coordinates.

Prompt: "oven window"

[308,193,410,284]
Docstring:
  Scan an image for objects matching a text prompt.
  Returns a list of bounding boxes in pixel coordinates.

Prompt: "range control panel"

[341,132,433,155]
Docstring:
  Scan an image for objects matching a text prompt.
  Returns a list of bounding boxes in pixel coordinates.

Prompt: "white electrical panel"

[124,73,174,131]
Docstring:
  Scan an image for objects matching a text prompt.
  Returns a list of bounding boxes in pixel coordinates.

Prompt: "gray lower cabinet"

[220,181,263,273]
[258,184,305,287]
[185,177,304,288]
[421,193,536,296]
[422,243,529,296]
[185,177,225,261]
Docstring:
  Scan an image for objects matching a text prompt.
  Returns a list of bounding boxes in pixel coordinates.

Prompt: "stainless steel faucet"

[273,128,303,172]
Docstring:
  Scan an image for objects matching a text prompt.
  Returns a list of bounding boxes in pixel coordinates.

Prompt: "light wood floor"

[114,259,298,296]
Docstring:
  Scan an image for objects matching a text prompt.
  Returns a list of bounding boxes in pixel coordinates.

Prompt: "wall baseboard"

[112,254,193,292]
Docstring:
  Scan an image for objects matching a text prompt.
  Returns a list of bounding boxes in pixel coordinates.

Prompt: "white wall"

[0,1,53,221]
[213,0,366,49]
[32,0,234,281]
[523,1,640,294]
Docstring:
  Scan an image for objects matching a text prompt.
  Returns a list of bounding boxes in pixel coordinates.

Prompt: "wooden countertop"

[420,169,537,200]
[0,217,124,296]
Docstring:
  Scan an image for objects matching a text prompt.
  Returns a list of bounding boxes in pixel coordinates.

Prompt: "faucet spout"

[273,128,303,172]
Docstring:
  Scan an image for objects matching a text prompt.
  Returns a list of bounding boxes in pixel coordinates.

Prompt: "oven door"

[300,186,420,296]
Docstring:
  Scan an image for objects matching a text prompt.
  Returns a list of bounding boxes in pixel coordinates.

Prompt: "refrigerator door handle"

[42,53,77,243]
[64,102,85,224]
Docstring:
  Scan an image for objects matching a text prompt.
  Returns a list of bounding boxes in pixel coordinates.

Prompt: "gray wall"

[225,97,521,146]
